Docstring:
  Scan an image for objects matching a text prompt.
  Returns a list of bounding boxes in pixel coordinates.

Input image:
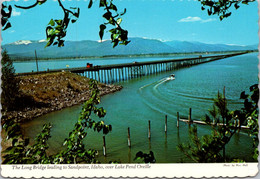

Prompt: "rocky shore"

[2,72,122,123]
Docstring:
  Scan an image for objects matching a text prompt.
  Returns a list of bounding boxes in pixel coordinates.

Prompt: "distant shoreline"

[10,50,257,62]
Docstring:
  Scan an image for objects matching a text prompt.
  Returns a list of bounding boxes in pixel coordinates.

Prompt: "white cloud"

[8,30,15,33]
[178,16,216,23]
[201,18,217,23]
[178,16,201,22]
[12,8,21,16]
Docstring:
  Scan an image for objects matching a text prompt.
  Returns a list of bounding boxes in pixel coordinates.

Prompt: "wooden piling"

[94,71,97,81]
[188,108,192,124]
[127,67,130,80]
[177,112,179,128]
[98,70,101,82]
[148,120,151,139]
[105,70,108,83]
[113,69,115,82]
[127,127,131,147]
[103,136,106,156]
[124,67,127,80]
[35,50,39,72]
[118,68,121,81]
[121,68,124,81]
[165,115,167,133]
[109,69,112,83]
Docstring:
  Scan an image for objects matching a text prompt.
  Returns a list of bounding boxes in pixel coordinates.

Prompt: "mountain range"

[2,37,258,59]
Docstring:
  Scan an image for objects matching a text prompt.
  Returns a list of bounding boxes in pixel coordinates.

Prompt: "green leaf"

[48,19,55,26]
[3,22,11,31]
[103,11,112,21]
[242,1,249,5]
[1,18,7,27]
[55,19,62,25]
[116,18,122,25]
[99,0,106,7]
[24,138,30,146]
[207,9,212,15]
[99,24,106,41]
[240,91,248,99]
[45,41,52,48]
[88,0,93,8]
[110,4,117,11]
[54,30,60,34]
[113,39,119,48]
[12,139,18,146]
[38,0,47,5]
[234,3,240,9]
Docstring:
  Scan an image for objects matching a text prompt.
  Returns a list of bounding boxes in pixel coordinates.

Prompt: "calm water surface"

[21,53,258,163]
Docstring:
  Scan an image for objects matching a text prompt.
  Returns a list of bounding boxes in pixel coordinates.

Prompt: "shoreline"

[10,50,257,62]
[1,72,122,123]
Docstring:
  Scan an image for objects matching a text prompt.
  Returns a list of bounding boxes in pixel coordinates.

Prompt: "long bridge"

[16,51,248,84]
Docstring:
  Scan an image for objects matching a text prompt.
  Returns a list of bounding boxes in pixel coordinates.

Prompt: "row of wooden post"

[78,58,208,84]
[102,108,192,156]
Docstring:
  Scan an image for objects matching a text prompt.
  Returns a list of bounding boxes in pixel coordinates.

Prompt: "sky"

[1,0,259,45]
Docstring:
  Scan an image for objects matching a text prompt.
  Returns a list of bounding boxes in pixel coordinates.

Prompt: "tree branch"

[15,1,38,9]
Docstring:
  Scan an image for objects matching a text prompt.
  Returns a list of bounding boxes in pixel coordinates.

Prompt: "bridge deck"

[15,51,248,83]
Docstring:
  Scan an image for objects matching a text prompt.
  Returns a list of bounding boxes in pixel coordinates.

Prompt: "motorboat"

[170,74,175,79]
[167,74,175,80]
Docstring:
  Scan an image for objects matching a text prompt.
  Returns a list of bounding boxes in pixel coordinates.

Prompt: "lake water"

[20,53,258,163]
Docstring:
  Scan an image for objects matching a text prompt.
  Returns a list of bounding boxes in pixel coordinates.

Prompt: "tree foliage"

[1,50,20,112]
[237,84,259,159]
[1,3,12,30]
[134,151,156,163]
[178,84,259,162]
[199,0,255,21]
[1,0,130,48]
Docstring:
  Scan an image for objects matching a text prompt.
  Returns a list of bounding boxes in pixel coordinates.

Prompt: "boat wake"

[138,76,176,116]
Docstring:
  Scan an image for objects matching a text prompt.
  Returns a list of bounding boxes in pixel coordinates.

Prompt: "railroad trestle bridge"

[16,52,248,84]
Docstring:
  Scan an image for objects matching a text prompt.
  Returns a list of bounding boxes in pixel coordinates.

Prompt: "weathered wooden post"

[106,70,109,83]
[103,136,106,156]
[165,115,167,133]
[98,70,101,82]
[92,71,94,80]
[177,112,179,128]
[188,108,192,124]
[95,70,97,81]
[124,67,127,80]
[35,50,39,72]
[127,127,131,147]
[148,120,151,139]
[121,68,124,81]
